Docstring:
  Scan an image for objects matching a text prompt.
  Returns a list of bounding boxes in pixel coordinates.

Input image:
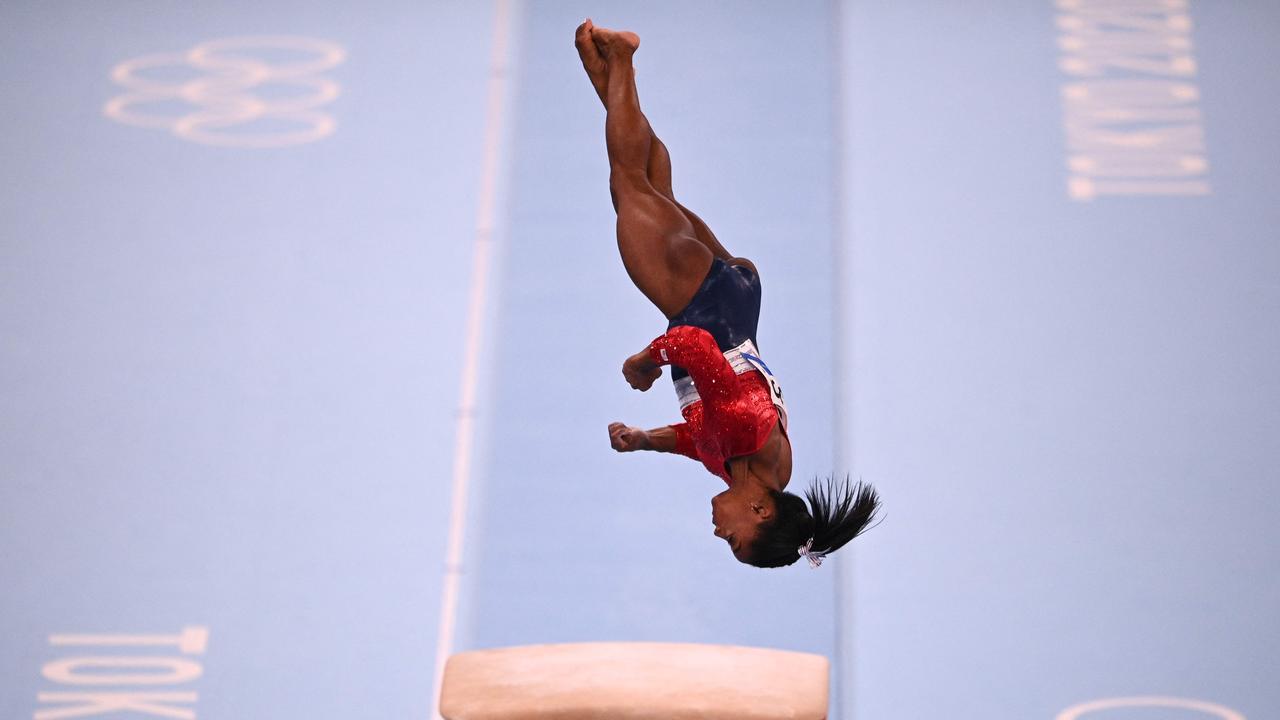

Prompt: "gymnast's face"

[711,486,774,562]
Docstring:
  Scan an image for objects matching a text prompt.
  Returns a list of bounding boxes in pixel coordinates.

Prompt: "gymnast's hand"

[608,422,649,452]
[622,350,662,391]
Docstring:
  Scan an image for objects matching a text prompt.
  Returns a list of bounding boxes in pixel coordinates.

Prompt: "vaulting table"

[440,642,829,719]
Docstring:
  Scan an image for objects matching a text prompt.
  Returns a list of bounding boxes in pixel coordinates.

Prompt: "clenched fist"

[608,422,648,452]
[622,350,662,391]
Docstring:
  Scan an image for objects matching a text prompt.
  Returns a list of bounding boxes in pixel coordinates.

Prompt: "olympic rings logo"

[104,36,346,148]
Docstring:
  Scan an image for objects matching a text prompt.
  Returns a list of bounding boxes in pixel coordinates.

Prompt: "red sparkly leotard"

[647,325,784,483]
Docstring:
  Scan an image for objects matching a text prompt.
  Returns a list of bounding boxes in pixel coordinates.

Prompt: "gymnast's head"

[712,477,881,568]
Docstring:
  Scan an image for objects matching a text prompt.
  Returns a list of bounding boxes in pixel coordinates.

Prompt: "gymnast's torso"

[672,358,791,484]
[646,256,791,484]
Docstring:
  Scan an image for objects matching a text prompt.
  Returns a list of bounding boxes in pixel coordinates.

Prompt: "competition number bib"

[739,348,788,432]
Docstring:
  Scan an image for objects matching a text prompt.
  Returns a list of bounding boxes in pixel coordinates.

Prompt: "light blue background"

[2,2,1276,719]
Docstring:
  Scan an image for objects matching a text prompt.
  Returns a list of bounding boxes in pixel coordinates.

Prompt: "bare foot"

[574,18,607,100]
[590,25,640,59]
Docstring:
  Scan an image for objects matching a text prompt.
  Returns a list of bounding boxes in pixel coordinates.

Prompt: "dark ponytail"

[745,477,881,569]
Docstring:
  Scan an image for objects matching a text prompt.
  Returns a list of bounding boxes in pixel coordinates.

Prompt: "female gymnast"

[576,21,881,568]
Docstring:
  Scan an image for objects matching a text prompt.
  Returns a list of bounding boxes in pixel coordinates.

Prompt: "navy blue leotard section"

[666,258,762,381]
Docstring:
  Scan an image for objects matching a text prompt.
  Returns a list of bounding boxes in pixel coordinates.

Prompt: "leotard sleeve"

[647,325,737,406]
[668,422,700,461]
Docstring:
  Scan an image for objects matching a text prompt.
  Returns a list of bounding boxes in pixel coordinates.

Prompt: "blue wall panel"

[0,2,496,717]
[838,1,1279,717]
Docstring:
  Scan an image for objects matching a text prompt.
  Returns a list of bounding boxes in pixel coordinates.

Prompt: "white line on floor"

[431,1,512,717]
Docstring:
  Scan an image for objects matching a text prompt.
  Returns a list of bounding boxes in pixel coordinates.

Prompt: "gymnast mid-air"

[576,21,881,568]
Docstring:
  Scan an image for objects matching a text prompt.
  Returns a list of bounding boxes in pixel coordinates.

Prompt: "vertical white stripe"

[431,0,511,717]
[830,0,855,718]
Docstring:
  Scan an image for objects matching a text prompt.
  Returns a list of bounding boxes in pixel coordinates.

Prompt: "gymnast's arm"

[622,326,735,398]
[608,422,700,460]
[643,325,736,404]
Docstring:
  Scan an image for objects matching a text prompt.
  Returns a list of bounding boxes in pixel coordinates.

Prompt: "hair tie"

[797,537,823,568]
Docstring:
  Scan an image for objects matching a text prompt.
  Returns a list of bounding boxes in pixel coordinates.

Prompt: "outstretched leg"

[575,20,745,270]
[591,25,713,318]
[645,137,752,273]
